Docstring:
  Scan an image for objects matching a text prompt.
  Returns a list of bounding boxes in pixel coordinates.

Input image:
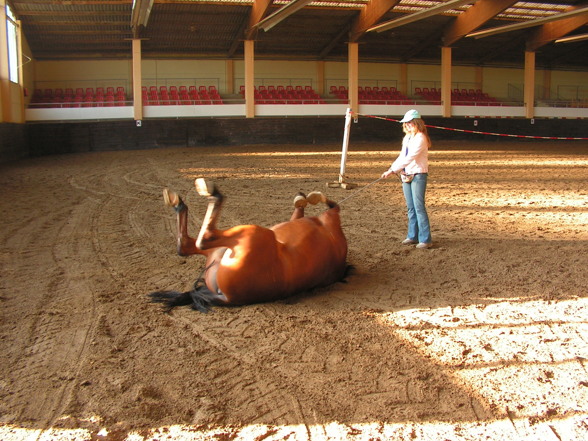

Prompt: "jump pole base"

[327,181,358,190]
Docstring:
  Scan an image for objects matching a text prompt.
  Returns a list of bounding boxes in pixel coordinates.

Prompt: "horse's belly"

[212,220,347,304]
[215,247,289,304]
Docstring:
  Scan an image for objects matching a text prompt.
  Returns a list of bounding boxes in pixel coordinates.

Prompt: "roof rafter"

[443,0,517,46]
[527,3,588,51]
[367,0,477,33]
[245,0,274,40]
[467,5,588,39]
[349,0,401,42]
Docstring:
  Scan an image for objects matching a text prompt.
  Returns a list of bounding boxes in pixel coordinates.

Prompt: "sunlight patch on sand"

[2,415,587,440]
[376,299,588,423]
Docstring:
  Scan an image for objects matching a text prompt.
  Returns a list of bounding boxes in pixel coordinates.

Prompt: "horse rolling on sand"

[150,178,348,312]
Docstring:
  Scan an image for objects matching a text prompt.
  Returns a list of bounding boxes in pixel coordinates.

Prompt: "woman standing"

[381,109,432,249]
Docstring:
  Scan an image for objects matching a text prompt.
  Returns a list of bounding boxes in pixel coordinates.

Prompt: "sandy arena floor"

[0,139,587,440]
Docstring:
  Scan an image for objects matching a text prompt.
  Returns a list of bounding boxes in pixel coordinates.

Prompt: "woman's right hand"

[381,170,394,179]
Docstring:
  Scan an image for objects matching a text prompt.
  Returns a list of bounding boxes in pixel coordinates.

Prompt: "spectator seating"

[29,85,225,107]
[240,85,326,104]
[142,85,223,105]
[414,87,441,104]
[30,87,128,107]
[415,87,499,105]
[329,85,348,103]
[329,86,413,104]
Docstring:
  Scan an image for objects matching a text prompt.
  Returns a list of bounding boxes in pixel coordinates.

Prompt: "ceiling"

[9,0,588,70]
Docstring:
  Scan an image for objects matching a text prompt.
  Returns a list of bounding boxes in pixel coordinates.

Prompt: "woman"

[381,109,432,249]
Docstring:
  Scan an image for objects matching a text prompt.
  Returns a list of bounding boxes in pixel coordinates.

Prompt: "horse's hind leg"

[290,191,337,220]
[307,191,338,209]
[308,191,337,209]
[194,178,225,249]
[163,189,199,256]
[290,192,307,220]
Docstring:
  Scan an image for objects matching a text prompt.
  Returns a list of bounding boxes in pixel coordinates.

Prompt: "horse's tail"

[148,286,212,313]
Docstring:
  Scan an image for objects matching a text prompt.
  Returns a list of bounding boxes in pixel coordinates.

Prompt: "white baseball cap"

[400,109,421,123]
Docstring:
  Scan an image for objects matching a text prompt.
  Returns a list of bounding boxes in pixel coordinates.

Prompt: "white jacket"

[390,132,429,175]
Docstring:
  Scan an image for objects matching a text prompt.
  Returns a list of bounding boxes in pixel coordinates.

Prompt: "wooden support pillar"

[543,69,551,100]
[399,63,408,96]
[132,39,143,121]
[0,0,9,122]
[244,40,255,118]
[17,19,25,122]
[316,61,325,96]
[524,51,536,119]
[441,46,452,118]
[475,66,483,91]
[348,42,359,115]
[226,59,234,95]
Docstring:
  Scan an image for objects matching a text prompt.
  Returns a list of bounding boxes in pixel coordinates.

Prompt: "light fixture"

[131,0,154,31]
[555,33,588,43]
[467,6,588,39]
[255,0,314,32]
[367,0,478,33]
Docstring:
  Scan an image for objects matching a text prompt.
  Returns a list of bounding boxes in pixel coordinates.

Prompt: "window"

[6,3,18,83]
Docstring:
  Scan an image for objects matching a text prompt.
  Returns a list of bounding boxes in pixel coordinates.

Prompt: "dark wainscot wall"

[0,123,28,163]
[21,116,588,157]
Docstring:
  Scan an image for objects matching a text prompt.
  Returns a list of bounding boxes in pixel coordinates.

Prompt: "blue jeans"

[402,173,432,244]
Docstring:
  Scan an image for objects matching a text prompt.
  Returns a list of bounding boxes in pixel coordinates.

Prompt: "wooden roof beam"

[467,6,588,39]
[245,0,274,40]
[443,0,517,46]
[248,0,313,35]
[131,0,154,38]
[526,3,588,51]
[368,0,477,33]
[349,0,401,42]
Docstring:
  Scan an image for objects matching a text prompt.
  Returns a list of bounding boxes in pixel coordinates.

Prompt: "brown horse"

[150,178,348,312]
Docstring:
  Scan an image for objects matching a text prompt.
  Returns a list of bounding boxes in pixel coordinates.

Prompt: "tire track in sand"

[0,193,100,429]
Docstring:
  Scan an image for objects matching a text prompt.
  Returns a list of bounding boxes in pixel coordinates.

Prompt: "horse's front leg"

[163,189,200,256]
[194,178,225,250]
[289,191,329,220]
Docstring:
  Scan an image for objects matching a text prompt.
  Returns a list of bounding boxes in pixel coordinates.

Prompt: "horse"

[149,178,348,312]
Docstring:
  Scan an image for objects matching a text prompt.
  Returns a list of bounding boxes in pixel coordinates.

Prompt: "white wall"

[234,59,320,90]
[482,67,524,100]
[142,59,227,91]
[550,70,588,100]
[359,62,402,89]
[34,59,131,91]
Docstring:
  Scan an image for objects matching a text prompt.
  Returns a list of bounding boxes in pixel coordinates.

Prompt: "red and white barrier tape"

[359,114,588,141]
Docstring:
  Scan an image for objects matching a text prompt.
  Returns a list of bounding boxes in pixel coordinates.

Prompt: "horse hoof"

[306,191,326,205]
[195,178,214,197]
[294,194,308,209]
[163,188,180,207]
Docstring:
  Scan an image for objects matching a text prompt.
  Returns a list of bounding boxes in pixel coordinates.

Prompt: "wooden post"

[225,59,234,95]
[348,42,358,115]
[399,63,408,96]
[132,39,143,122]
[524,51,536,119]
[17,19,25,122]
[316,60,325,96]
[0,0,9,122]
[244,40,255,118]
[441,46,452,118]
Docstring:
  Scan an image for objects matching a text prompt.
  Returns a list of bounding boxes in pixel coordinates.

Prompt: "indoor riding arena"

[1,2,587,441]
